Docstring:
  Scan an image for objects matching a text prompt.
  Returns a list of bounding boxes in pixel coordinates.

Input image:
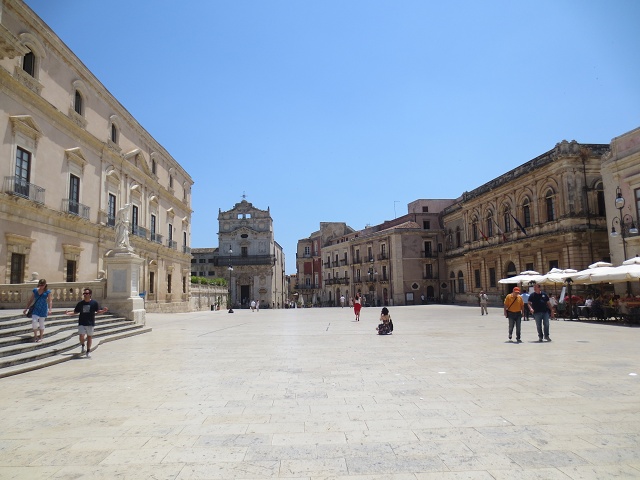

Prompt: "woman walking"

[23,279,53,342]
[353,293,362,321]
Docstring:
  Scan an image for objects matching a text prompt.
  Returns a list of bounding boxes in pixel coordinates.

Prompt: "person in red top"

[503,287,524,342]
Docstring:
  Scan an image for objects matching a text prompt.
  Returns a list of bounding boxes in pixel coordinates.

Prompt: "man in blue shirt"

[528,283,554,342]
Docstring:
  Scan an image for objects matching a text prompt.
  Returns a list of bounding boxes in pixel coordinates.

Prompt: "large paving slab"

[0,304,638,479]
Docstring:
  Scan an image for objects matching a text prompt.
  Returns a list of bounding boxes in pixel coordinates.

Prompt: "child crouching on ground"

[376,307,393,335]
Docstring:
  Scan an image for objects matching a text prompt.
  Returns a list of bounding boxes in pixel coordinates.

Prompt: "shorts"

[31,315,45,330]
[78,325,94,336]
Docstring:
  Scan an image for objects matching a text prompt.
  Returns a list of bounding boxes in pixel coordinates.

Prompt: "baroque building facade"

[601,126,640,295]
[215,199,286,309]
[0,0,193,311]
[442,140,611,304]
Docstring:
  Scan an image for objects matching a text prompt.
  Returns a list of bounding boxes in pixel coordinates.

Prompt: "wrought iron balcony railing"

[3,176,45,204]
[63,199,90,219]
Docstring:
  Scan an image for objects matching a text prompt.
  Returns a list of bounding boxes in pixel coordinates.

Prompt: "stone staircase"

[0,310,151,378]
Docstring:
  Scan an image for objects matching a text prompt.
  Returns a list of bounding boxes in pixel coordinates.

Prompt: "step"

[0,311,152,378]
[0,325,152,378]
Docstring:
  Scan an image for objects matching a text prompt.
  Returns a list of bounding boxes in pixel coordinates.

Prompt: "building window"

[486,213,493,237]
[382,265,388,280]
[472,219,478,241]
[66,260,76,282]
[422,206,429,212]
[74,90,83,115]
[241,246,248,257]
[455,227,461,248]
[168,223,173,244]
[489,268,496,287]
[545,189,556,222]
[69,174,80,215]
[596,182,605,216]
[132,205,139,233]
[356,269,361,281]
[636,188,640,221]
[549,260,559,270]
[151,159,157,175]
[199,259,206,263]
[457,271,465,293]
[111,123,118,143]
[22,50,36,77]
[523,199,531,228]
[10,253,25,284]
[424,241,432,257]
[15,147,31,198]
[381,244,386,257]
[167,274,172,294]
[474,269,481,289]
[169,175,174,189]
[423,220,430,229]
[503,208,511,232]
[108,194,116,226]
[526,262,534,271]
[149,271,155,294]
[425,264,432,279]
[150,214,157,239]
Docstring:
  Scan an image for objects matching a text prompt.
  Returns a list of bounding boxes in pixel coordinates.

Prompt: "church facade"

[215,199,286,309]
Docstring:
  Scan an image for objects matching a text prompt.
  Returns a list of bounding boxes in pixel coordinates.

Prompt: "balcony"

[377,253,387,260]
[296,284,319,290]
[183,246,191,254]
[323,262,330,268]
[224,255,275,266]
[132,224,148,239]
[421,251,437,258]
[151,232,163,244]
[4,176,45,204]
[63,199,90,219]
[167,240,177,250]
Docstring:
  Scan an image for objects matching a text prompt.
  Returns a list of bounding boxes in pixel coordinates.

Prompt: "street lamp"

[228,246,234,313]
[610,187,639,295]
[368,258,377,306]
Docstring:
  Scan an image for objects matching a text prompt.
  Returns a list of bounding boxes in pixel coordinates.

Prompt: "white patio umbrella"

[498,270,544,285]
[537,268,578,285]
[589,257,640,283]
[566,262,617,285]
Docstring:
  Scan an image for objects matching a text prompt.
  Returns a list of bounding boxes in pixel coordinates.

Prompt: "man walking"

[66,288,108,358]
[503,287,524,342]
[479,291,488,315]
[528,283,554,342]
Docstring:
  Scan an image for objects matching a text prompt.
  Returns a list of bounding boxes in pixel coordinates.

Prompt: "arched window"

[457,271,465,293]
[545,189,556,222]
[455,226,461,248]
[503,206,511,232]
[522,199,531,227]
[595,182,605,216]
[111,123,118,143]
[472,217,478,241]
[486,211,494,237]
[22,49,35,77]
[74,90,83,115]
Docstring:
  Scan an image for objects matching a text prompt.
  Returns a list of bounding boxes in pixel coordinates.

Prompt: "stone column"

[104,250,146,325]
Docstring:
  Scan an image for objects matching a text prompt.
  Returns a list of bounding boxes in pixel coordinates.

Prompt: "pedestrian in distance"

[353,293,362,321]
[528,283,554,342]
[376,307,393,335]
[255,299,260,312]
[23,278,52,343]
[521,289,530,321]
[250,299,256,312]
[340,295,345,308]
[478,290,488,315]
[65,288,108,358]
[503,286,524,342]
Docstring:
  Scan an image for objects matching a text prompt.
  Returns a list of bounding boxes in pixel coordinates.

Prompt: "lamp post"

[228,246,234,313]
[368,258,378,306]
[610,187,639,294]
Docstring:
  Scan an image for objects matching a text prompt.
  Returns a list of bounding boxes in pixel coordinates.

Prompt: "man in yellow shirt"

[503,286,524,342]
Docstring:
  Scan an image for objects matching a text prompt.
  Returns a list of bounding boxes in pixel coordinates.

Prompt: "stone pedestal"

[104,249,146,325]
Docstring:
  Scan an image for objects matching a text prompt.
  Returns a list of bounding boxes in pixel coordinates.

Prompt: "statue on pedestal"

[115,203,133,251]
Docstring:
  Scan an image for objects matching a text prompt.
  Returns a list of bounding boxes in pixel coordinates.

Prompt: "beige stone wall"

[0,1,193,310]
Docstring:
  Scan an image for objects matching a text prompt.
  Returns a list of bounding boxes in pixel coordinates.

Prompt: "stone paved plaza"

[0,304,639,479]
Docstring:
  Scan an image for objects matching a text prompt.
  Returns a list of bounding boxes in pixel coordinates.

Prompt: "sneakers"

[508,336,512,341]
[80,344,85,354]
[517,339,522,343]
[544,336,552,342]
[538,337,543,342]
[86,350,91,359]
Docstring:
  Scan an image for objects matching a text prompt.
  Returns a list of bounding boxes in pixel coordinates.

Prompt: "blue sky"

[25,0,640,274]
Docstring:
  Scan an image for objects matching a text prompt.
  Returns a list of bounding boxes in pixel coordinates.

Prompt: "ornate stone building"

[601,126,640,295]
[0,1,193,311]
[216,199,286,308]
[442,140,611,304]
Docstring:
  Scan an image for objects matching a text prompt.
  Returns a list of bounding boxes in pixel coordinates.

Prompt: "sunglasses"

[83,292,91,295]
